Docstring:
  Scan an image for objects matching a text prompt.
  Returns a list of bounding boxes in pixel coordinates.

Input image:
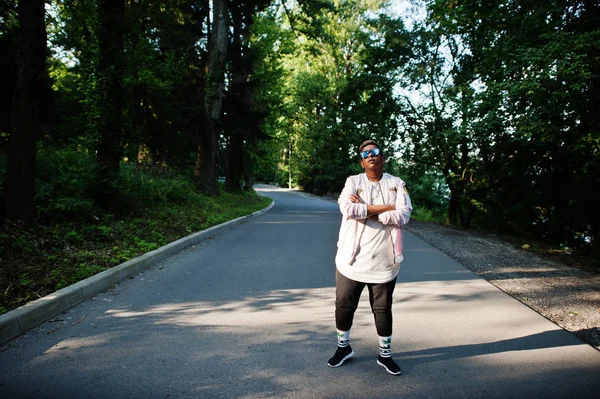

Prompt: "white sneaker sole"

[377,359,402,375]
[327,351,354,368]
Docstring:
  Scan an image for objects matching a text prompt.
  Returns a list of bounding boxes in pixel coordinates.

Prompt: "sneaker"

[327,345,354,367]
[377,355,402,375]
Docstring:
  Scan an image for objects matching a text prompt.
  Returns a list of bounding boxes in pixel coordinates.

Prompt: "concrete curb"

[0,200,275,346]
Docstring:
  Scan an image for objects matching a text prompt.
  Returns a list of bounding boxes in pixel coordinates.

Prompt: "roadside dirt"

[406,220,600,351]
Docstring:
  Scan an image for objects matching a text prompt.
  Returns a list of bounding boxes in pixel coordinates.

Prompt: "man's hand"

[367,204,395,218]
[350,194,364,204]
[349,193,395,219]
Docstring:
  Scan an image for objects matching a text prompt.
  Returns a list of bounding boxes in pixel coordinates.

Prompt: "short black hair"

[359,139,381,153]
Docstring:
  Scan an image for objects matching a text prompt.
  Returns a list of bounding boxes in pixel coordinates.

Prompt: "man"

[327,139,412,375]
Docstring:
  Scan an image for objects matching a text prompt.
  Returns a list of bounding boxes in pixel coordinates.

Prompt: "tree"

[278,0,410,194]
[4,0,47,225]
[402,0,600,253]
[224,1,259,192]
[95,0,125,180]
[243,4,294,187]
[123,0,208,171]
[198,0,229,196]
[397,21,480,227]
[0,1,19,148]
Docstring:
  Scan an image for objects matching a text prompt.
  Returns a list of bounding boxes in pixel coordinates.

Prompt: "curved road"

[1,185,599,398]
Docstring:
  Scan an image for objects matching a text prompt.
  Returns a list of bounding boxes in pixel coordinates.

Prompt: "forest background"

[1,0,599,315]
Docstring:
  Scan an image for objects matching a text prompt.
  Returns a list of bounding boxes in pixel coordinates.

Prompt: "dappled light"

[103,287,335,327]
[4,275,598,398]
[2,0,599,396]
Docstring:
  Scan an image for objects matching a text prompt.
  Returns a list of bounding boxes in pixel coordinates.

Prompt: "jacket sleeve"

[338,177,368,220]
[378,179,412,226]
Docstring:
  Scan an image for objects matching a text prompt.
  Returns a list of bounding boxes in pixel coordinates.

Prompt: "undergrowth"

[0,150,271,315]
[410,206,446,224]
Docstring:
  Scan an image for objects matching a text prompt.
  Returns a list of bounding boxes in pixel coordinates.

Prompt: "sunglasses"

[360,148,382,159]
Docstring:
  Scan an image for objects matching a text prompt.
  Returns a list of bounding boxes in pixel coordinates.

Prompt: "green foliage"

[64,230,83,245]
[393,162,447,218]
[3,0,600,317]
[35,143,98,219]
[18,273,32,288]
[52,263,105,290]
[273,0,409,194]
[395,0,600,253]
[411,207,446,224]
[49,0,205,174]
[117,164,197,205]
[0,167,272,312]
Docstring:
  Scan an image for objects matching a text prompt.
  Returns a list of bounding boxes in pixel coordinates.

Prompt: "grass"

[0,166,272,315]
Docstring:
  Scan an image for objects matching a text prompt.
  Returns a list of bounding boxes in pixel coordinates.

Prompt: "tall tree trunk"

[198,0,228,196]
[243,136,256,191]
[4,0,47,226]
[592,216,600,262]
[458,128,470,228]
[96,0,125,180]
[447,185,460,226]
[225,131,244,192]
[443,160,460,226]
[193,0,210,179]
[224,2,249,193]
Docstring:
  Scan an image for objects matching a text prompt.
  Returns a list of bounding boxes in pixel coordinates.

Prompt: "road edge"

[0,200,275,346]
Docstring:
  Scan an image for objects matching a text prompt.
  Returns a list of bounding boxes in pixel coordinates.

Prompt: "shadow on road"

[2,187,599,399]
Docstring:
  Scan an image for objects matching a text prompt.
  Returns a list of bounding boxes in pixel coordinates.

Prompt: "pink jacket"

[336,173,412,265]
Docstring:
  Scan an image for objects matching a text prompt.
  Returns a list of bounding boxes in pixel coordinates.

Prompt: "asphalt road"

[1,185,599,399]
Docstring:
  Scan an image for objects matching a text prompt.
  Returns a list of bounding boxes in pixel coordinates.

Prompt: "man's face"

[360,144,384,170]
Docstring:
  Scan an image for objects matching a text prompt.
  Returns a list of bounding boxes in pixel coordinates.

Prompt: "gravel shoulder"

[406,220,600,351]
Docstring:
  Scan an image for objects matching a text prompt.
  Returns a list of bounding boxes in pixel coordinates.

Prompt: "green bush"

[411,206,446,224]
[35,144,98,220]
[117,164,199,205]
